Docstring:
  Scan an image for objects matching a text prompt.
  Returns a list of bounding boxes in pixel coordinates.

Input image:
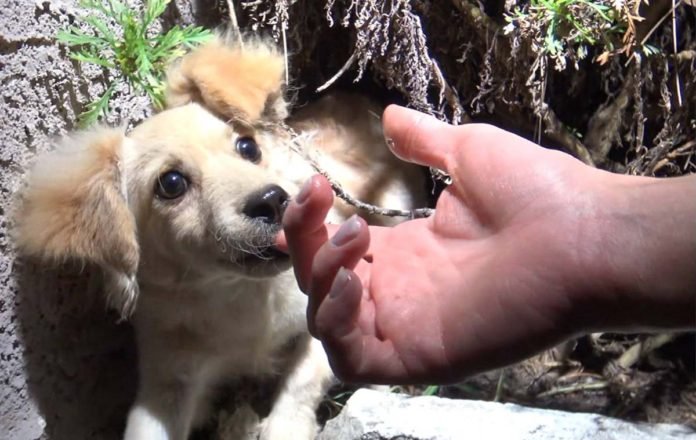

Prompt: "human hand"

[278,105,696,384]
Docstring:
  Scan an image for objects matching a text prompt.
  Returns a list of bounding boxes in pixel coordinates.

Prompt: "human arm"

[279,105,696,384]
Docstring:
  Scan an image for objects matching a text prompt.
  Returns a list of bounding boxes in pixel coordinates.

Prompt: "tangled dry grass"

[198,0,696,427]
[218,0,695,179]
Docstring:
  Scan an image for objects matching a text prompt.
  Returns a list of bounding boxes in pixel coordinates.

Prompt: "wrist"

[572,171,696,331]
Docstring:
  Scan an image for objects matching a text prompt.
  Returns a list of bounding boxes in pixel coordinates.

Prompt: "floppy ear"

[14,128,139,318]
[165,36,288,123]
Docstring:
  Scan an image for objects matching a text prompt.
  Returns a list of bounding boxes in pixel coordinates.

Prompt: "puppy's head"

[14,37,304,318]
[126,103,296,286]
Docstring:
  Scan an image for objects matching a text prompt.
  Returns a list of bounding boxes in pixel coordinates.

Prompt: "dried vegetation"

[209,0,695,426]
[228,0,695,177]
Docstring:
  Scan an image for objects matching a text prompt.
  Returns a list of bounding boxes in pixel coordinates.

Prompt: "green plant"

[422,385,440,396]
[58,0,212,126]
[505,0,626,69]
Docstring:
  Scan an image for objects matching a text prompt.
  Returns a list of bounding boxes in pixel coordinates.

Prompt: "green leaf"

[62,0,214,113]
[78,82,116,127]
[106,0,128,22]
[57,28,109,48]
[422,385,440,396]
[143,0,169,31]
[83,16,116,45]
[79,0,111,16]
[70,51,116,68]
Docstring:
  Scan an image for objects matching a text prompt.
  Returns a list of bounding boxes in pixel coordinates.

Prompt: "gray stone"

[318,389,696,440]
[1,1,149,439]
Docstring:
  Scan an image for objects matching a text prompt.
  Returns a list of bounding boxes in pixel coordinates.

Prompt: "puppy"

[14,36,425,440]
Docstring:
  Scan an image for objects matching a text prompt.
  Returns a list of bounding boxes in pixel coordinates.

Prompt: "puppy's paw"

[258,413,318,440]
[216,404,261,440]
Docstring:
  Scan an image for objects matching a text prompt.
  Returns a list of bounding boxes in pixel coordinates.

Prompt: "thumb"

[382,105,456,172]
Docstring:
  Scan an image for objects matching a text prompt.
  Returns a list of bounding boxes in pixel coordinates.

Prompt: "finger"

[307,215,369,334]
[278,222,392,264]
[282,175,334,292]
[315,268,409,384]
[276,224,341,254]
[382,105,456,171]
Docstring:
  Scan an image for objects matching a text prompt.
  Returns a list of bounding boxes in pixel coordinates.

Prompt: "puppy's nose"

[243,184,289,224]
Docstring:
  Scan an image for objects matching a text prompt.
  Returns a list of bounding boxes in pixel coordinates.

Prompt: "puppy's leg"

[124,379,207,440]
[259,337,334,440]
[124,350,210,440]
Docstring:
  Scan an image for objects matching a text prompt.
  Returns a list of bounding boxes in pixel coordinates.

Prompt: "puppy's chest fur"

[135,270,306,377]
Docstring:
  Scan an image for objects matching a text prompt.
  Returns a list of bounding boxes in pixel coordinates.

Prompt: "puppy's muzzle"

[243,184,289,225]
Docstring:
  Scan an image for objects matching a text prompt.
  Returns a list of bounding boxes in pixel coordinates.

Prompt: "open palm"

[281,105,607,384]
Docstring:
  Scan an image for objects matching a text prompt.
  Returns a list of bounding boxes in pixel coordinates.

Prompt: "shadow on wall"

[15,260,137,439]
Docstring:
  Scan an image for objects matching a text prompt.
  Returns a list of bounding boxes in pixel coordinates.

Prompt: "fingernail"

[295,178,313,204]
[330,215,361,247]
[329,267,351,298]
[384,136,395,151]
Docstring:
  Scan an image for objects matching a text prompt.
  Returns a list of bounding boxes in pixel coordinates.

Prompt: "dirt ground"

[445,333,696,427]
[318,331,695,429]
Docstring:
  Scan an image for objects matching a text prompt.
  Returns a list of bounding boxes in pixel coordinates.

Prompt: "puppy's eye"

[155,171,189,200]
[236,136,261,163]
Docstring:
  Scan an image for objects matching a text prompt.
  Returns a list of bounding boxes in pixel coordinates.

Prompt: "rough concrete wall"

[0,1,172,438]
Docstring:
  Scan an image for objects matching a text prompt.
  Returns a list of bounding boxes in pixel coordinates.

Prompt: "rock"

[0,1,147,439]
[318,389,696,440]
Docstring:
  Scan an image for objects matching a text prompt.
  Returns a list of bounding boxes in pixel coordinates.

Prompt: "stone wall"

[0,1,157,438]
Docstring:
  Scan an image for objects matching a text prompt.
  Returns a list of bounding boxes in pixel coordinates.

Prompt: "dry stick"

[281,26,289,85]
[616,333,677,370]
[652,140,696,173]
[542,105,596,167]
[671,0,683,106]
[625,0,684,67]
[316,49,358,93]
[494,369,506,402]
[676,49,696,62]
[225,0,244,48]
[639,0,684,47]
[451,0,596,167]
[430,57,465,125]
[536,381,609,398]
[584,65,635,162]
[282,125,435,219]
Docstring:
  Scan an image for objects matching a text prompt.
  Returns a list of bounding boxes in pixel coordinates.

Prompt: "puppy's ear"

[165,36,288,123]
[14,128,139,318]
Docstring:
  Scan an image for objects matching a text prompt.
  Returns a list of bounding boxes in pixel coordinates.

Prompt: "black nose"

[243,184,289,224]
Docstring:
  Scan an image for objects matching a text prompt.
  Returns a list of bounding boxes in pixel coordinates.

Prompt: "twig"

[226,0,244,48]
[675,50,696,62]
[281,26,289,85]
[625,0,684,67]
[584,65,635,163]
[616,333,677,370]
[639,0,683,47]
[430,57,465,124]
[541,104,596,167]
[280,124,435,219]
[671,0,682,106]
[316,49,358,93]
[452,0,595,166]
[494,369,506,402]
[652,140,696,173]
[537,381,608,398]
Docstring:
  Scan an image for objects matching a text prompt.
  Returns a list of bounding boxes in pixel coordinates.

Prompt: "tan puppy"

[14,36,425,440]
